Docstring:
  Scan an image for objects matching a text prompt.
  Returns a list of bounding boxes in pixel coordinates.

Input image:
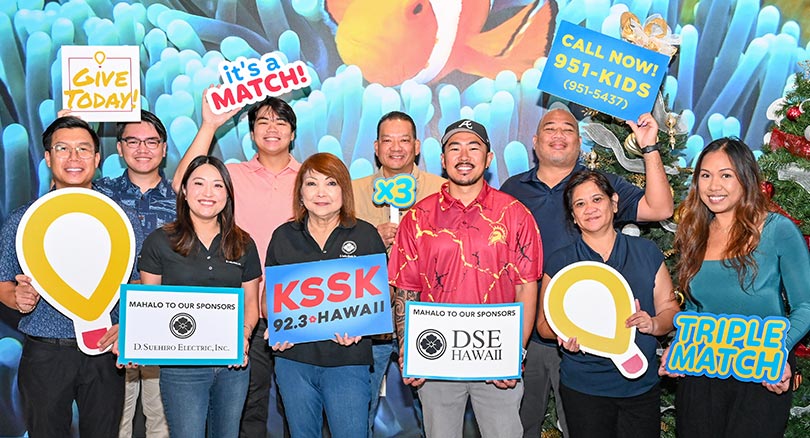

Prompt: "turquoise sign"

[665,312,789,384]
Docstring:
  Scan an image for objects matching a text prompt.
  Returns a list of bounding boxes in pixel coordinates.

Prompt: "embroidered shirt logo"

[342,240,357,255]
[487,224,507,246]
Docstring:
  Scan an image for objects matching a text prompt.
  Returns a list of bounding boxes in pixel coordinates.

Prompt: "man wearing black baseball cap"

[389,119,542,437]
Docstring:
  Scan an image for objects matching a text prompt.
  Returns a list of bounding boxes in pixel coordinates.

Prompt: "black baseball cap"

[440,119,490,151]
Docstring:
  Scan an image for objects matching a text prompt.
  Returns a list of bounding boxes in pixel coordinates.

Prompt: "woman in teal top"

[663,138,810,438]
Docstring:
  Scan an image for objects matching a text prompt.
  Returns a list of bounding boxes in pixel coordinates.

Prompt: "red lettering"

[300,277,324,307]
[327,272,352,303]
[278,67,298,88]
[264,73,281,92]
[246,77,263,96]
[296,64,308,84]
[209,88,236,110]
[355,266,382,298]
[273,280,300,313]
[235,83,253,102]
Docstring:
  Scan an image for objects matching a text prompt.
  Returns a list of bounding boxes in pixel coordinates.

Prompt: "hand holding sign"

[16,189,135,355]
[544,261,647,379]
[373,173,417,224]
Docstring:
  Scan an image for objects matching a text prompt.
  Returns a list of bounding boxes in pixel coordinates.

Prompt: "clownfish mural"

[325,0,559,86]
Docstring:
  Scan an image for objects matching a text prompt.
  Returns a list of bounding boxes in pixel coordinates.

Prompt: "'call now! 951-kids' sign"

[537,20,669,120]
[265,254,392,345]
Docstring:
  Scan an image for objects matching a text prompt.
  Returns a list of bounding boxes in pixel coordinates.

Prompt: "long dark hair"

[164,155,251,259]
[674,138,769,296]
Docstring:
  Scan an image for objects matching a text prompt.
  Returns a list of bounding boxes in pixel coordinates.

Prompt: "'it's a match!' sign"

[265,254,392,345]
[403,302,523,380]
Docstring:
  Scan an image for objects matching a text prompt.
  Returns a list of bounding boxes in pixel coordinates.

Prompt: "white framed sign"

[61,45,140,121]
[118,285,244,366]
[403,302,523,380]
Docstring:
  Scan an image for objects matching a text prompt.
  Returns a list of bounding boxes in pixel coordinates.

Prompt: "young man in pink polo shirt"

[389,119,542,437]
[173,94,298,437]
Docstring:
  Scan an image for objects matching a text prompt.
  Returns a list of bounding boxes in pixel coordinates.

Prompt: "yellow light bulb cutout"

[16,188,135,355]
[544,261,648,379]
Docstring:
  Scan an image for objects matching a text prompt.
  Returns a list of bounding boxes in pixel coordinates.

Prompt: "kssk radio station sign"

[265,254,393,344]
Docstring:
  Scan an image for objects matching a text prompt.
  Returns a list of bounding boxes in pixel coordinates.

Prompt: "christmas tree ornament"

[787,105,803,121]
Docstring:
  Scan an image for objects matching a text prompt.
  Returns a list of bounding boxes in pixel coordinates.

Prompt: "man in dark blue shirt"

[500,106,673,438]
[95,110,175,438]
[0,116,144,437]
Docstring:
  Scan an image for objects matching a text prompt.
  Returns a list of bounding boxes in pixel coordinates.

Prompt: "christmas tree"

[759,61,810,235]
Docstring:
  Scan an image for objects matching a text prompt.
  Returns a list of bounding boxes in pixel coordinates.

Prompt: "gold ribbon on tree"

[620,12,680,57]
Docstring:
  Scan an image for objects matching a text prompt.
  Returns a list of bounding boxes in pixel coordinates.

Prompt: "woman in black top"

[266,152,386,438]
[138,156,260,438]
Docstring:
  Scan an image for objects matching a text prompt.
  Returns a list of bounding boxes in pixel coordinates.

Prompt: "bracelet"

[244,324,254,333]
[15,303,34,314]
[640,144,659,154]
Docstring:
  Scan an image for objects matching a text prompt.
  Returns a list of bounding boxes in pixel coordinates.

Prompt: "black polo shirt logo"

[341,240,357,255]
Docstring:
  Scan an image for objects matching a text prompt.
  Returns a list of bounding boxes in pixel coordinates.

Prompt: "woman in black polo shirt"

[266,152,386,438]
[138,156,260,438]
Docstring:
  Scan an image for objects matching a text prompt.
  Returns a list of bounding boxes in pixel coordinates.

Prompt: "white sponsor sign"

[118,285,243,366]
[403,302,523,380]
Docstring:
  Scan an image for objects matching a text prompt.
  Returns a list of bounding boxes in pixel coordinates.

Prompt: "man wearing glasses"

[95,110,175,438]
[0,116,144,437]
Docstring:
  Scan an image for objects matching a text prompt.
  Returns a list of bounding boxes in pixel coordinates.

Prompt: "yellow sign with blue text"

[665,312,788,384]
[544,261,647,379]
[16,188,135,355]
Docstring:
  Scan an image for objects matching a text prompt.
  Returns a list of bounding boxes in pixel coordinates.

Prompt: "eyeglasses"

[50,144,96,160]
[121,137,163,149]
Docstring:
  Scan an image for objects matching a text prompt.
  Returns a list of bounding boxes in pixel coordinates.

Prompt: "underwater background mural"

[2,0,810,437]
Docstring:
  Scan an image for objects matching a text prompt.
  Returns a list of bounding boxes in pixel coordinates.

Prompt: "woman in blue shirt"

[663,138,810,437]
[537,170,679,438]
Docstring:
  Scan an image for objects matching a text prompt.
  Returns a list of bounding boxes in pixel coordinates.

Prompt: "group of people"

[0,88,808,438]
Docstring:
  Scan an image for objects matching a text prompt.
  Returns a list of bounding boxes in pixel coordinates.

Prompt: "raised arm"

[172,88,240,192]
[627,113,674,221]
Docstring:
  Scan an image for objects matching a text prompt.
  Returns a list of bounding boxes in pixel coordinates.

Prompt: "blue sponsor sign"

[665,312,789,384]
[118,284,244,366]
[538,20,669,120]
[266,253,392,345]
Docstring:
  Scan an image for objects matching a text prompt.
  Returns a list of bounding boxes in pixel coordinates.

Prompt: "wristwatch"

[640,144,660,154]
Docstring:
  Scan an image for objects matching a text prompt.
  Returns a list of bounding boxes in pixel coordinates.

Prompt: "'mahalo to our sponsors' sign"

[403,302,523,380]
[665,312,789,384]
[266,253,392,345]
[61,45,141,121]
[118,285,244,366]
[537,20,669,120]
